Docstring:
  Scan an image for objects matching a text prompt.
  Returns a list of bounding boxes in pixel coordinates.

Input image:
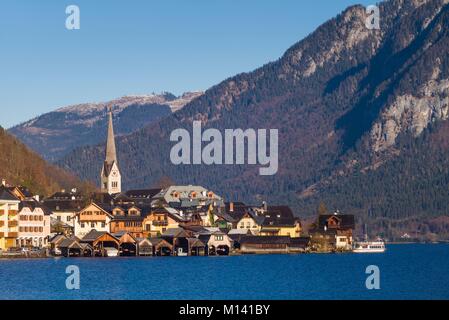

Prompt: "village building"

[6,185,34,201]
[49,234,68,255]
[153,185,224,209]
[197,228,234,255]
[118,232,138,256]
[44,190,85,234]
[58,236,93,257]
[80,230,120,257]
[0,185,20,250]
[142,207,187,237]
[239,236,291,254]
[147,237,173,256]
[100,108,122,195]
[236,211,264,234]
[258,206,302,238]
[110,204,150,238]
[17,200,51,248]
[74,202,113,238]
[309,212,355,252]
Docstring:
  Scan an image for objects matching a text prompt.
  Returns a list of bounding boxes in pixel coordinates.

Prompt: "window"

[67,216,71,222]
[101,222,105,228]
[81,223,85,228]
[91,222,95,228]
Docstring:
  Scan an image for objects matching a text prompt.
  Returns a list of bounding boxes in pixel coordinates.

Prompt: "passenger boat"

[353,223,386,253]
[353,239,386,253]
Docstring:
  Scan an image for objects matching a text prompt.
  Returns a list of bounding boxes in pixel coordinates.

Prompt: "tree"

[317,202,328,215]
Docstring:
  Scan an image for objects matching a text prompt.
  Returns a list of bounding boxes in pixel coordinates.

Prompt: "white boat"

[353,240,386,253]
[104,247,119,257]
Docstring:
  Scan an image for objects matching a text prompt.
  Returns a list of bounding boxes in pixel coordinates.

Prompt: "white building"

[74,203,113,238]
[18,200,51,248]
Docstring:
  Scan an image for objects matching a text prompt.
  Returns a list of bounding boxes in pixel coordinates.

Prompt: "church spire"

[105,107,117,165]
[101,106,122,194]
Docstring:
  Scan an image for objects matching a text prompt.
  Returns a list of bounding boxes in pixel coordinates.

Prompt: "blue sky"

[0,0,373,128]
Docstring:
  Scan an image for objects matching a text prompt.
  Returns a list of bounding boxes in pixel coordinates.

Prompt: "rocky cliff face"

[371,78,449,152]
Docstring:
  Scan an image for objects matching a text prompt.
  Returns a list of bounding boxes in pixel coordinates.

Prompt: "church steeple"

[101,107,121,194]
[105,107,118,164]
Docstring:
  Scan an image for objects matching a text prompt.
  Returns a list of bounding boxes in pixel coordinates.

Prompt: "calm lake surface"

[1,244,448,300]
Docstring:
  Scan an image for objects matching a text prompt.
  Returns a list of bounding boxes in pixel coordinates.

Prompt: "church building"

[100,108,122,195]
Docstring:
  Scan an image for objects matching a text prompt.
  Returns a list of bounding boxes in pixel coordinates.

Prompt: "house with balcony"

[109,205,151,239]
[0,185,21,250]
[142,207,188,237]
[18,200,51,248]
[74,202,113,238]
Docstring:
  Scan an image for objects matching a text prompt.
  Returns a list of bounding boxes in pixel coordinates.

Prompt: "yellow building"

[142,207,184,237]
[236,212,263,234]
[0,185,21,250]
[255,206,302,238]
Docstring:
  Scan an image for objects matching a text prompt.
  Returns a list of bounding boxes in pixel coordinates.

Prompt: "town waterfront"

[1,244,448,300]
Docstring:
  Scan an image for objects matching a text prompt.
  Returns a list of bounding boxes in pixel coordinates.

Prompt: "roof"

[0,186,20,202]
[46,191,84,201]
[149,206,188,223]
[240,236,291,245]
[225,202,252,221]
[58,236,82,249]
[228,229,252,235]
[43,199,84,212]
[49,234,68,244]
[77,202,114,218]
[154,185,223,206]
[238,211,265,226]
[81,230,108,242]
[19,200,53,215]
[261,206,298,227]
[147,238,173,248]
[90,192,115,205]
[161,228,190,238]
[290,237,311,248]
[187,238,205,248]
[125,189,161,200]
[318,214,355,230]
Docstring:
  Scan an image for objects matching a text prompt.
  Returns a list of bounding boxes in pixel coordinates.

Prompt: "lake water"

[0,244,448,300]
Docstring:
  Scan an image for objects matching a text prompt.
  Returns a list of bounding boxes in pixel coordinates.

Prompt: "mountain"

[53,0,449,238]
[9,92,203,161]
[0,127,89,196]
